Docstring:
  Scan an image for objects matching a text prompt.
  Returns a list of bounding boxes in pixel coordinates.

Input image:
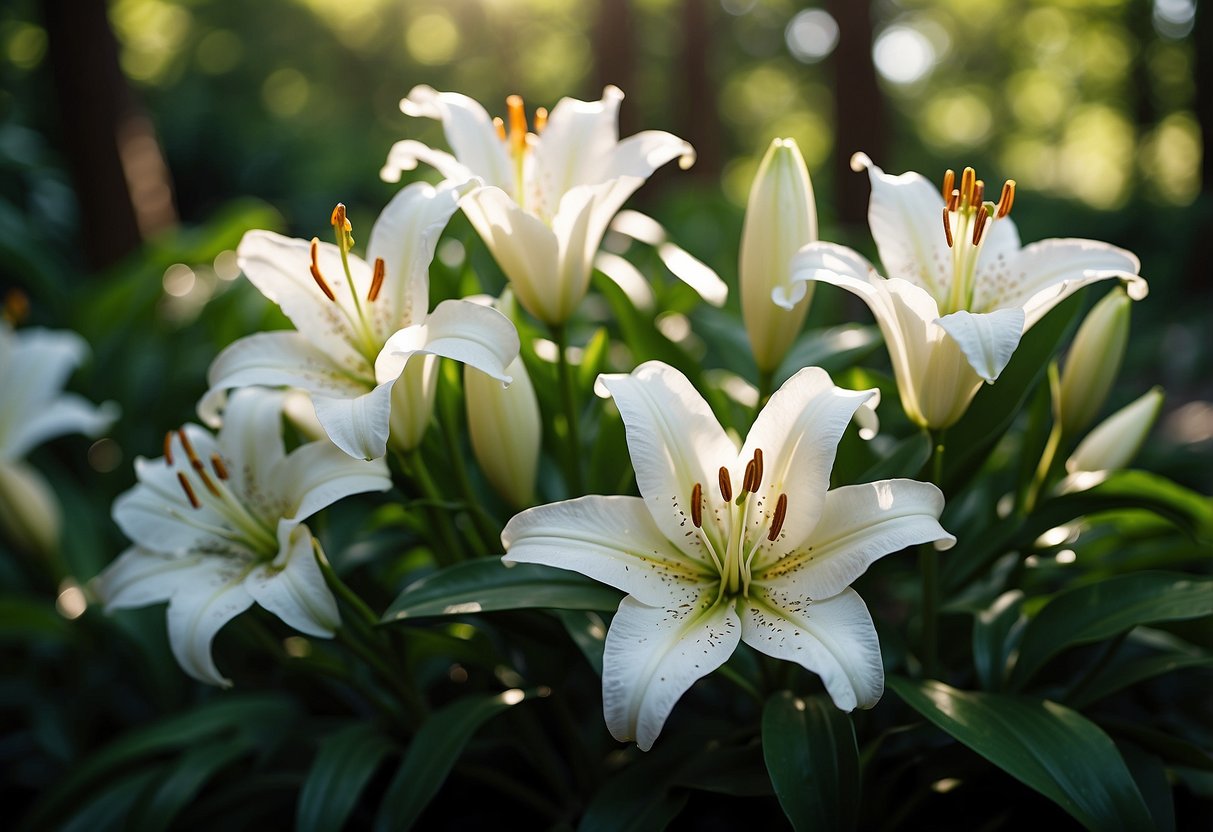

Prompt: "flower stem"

[756,368,775,414]
[1023,418,1063,515]
[920,430,946,679]
[551,323,584,494]
[435,369,501,553]
[399,448,468,564]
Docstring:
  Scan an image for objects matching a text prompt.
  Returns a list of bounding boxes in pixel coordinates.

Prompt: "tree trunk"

[829,0,886,227]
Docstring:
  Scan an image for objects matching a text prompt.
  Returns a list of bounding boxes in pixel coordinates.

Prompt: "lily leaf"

[889,677,1154,832]
[1069,650,1213,709]
[130,740,254,832]
[762,692,859,832]
[1009,572,1213,689]
[972,590,1025,691]
[774,324,881,385]
[382,559,623,622]
[375,689,541,831]
[297,723,397,832]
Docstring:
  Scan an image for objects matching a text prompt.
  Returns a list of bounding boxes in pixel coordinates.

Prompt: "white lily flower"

[502,361,953,750]
[382,86,695,324]
[791,155,1147,429]
[200,183,520,460]
[1057,287,1131,438]
[1066,387,1163,475]
[0,322,117,553]
[94,388,391,687]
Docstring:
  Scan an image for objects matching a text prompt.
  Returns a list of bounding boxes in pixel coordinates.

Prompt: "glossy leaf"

[1009,572,1213,688]
[375,689,539,831]
[382,558,623,622]
[1069,650,1213,709]
[774,324,881,385]
[553,609,608,676]
[972,590,1025,691]
[889,677,1154,832]
[131,740,253,832]
[297,723,397,832]
[858,430,932,483]
[762,692,859,832]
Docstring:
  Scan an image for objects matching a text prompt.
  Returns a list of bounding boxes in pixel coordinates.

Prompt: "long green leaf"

[1009,572,1213,688]
[382,559,622,622]
[374,690,538,831]
[889,676,1154,832]
[20,695,296,832]
[132,740,254,832]
[762,692,859,832]
[971,590,1025,691]
[297,723,397,832]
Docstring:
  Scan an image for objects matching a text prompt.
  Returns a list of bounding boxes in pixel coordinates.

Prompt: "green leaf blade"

[297,723,397,832]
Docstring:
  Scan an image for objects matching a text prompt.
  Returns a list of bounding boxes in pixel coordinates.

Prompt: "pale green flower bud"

[740,137,818,374]
[1067,387,1163,474]
[0,461,61,557]
[388,354,440,453]
[1058,288,1130,437]
[466,355,540,508]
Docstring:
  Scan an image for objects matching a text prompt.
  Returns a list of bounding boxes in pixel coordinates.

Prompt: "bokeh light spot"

[406,11,460,66]
[785,9,838,64]
[873,25,936,86]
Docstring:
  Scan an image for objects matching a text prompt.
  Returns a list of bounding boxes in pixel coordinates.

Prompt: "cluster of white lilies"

[1,85,1152,751]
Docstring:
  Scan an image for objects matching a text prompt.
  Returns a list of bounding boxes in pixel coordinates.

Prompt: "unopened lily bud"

[388,354,440,452]
[1058,288,1130,437]
[466,355,540,508]
[741,137,818,374]
[1067,387,1163,474]
[0,461,62,557]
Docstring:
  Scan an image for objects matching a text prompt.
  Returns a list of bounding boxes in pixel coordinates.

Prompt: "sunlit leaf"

[1009,572,1213,688]
[889,677,1154,832]
[382,559,623,622]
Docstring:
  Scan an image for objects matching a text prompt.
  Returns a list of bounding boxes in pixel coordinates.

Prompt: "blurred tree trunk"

[829,0,885,226]
[594,0,636,137]
[678,0,722,182]
[1196,0,1212,195]
[41,0,176,272]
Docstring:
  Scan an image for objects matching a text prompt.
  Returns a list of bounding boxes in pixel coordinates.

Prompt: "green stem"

[436,401,499,555]
[921,430,946,679]
[717,663,765,704]
[756,368,775,416]
[1023,418,1063,515]
[400,448,467,564]
[551,323,584,494]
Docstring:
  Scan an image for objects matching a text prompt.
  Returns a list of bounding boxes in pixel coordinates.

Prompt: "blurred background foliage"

[0,0,1210,826]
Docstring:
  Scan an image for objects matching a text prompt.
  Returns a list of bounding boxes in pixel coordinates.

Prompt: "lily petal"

[600,362,738,562]
[503,495,714,606]
[743,586,884,711]
[603,593,741,751]
[936,307,1025,382]
[164,557,255,687]
[741,367,875,554]
[215,388,287,502]
[248,525,339,637]
[398,85,514,193]
[374,299,519,387]
[381,139,474,186]
[275,437,391,523]
[365,180,468,337]
[978,238,1146,325]
[753,480,952,596]
[3,393,117,461]
[856,156,952,299]
[311,379,397,461]
[606,130,696,179]
[236,231,374,366]
[531,86,625,215]
[95,547,196,610]
[201,331,373,428]
[460,186,562,323]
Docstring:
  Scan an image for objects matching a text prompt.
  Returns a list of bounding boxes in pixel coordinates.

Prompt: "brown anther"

[368,257,386,302]
[534,106,548,133]
[996,180,1016,218]
[941,169,955,201]
[718,466,733,502]
[971,207,989,246]
[960,167,976,206]
[176,429,200,464]
[751,448,764,491]
[506,94,526,153]
[972,179,985,208]
[163,431,175,465]
[2,289,29,325]
[492,116,506,141]
[309,239,337,302]
[211,453,230,481]
[177,472,201,509]
[942,207,954,248]
[690,483,703,528]
[330,203,351,233]
[743,459,756,495]
[947,188,960,213]
[767,493,788,541]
